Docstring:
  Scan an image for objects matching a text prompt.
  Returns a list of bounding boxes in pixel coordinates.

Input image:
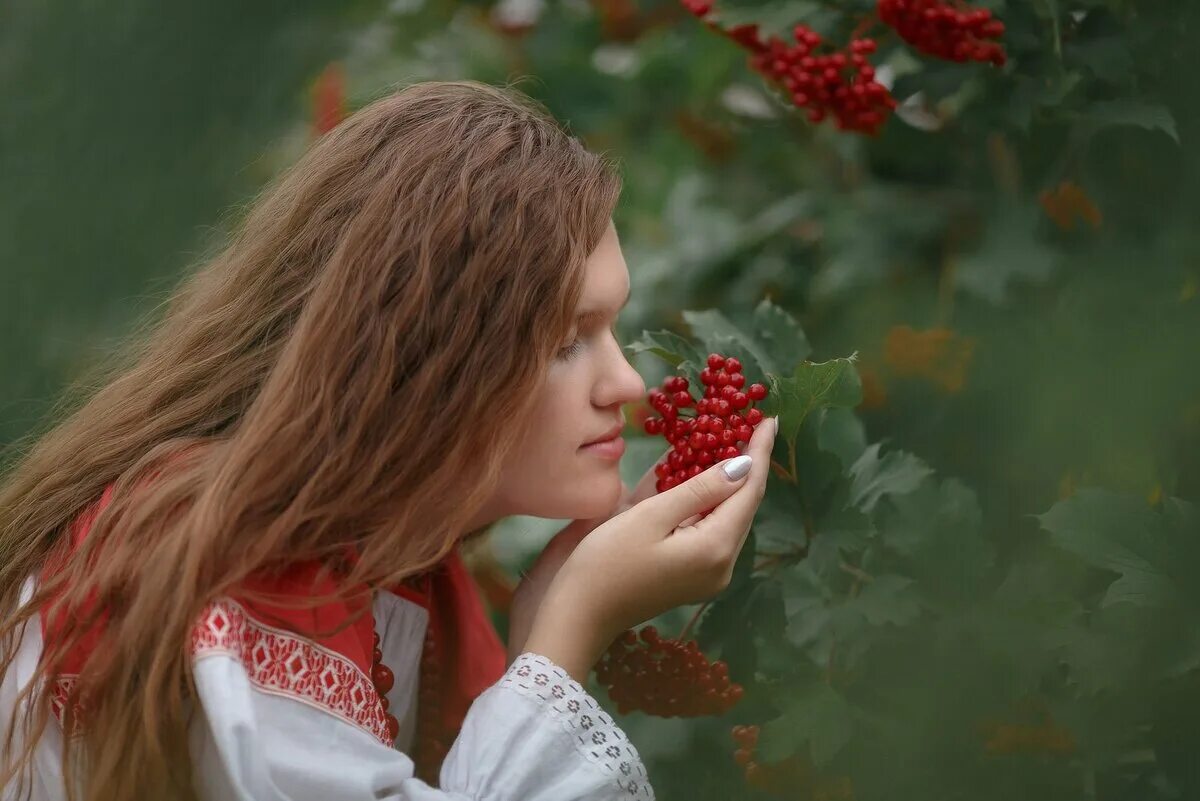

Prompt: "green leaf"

[1079,99,1180,144]
[763,357,863,456]
[625,330,706,387]
[759,682,856,766]
[1065,35,1135,87]
[877,477,993,603]
[680,309,775,377]
[1038,489,1181,608]
[956,206,1057,305]
[754,486,810,551]
[848,575,922,627]
[751,299,812,371]
[816,407,868,469]
[626,329,705,369]
[847,443,934,513]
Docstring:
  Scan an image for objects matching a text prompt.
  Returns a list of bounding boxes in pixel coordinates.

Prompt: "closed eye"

[558,339,585,360]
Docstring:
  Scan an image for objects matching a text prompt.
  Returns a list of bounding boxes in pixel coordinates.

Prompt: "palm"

[505,449,666,661]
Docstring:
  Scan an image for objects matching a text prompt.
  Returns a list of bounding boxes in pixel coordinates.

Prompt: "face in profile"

[483,221,646,524]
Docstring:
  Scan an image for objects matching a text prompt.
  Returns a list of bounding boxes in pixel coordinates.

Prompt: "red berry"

[707,353,726,370]
[878,0,1007,65]
[593,628,746,719]
[747,383,767,401]
[729,372,746,389]
[644,418,662,435]
[731,392,749,410]
[746,408,764,426]
[724,357,742,373]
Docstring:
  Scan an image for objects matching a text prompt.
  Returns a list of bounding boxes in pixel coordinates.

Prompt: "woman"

[0,81,774,801]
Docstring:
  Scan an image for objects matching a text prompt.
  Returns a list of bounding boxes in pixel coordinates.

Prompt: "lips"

[582,423,624,447]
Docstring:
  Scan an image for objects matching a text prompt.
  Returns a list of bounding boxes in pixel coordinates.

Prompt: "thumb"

[642,455,754,531]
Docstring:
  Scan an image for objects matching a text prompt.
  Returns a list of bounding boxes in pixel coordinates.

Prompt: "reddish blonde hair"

[0,80,621,801]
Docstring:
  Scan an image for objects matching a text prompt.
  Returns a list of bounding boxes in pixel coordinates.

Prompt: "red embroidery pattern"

[49,600,391,745]
[189,599,392,745]
[49,675,84,738]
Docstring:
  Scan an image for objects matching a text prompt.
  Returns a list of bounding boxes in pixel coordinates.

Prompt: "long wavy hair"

[0,80,621,801]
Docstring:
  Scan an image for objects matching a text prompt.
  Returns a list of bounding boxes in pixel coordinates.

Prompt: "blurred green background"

[4,0,1200,798]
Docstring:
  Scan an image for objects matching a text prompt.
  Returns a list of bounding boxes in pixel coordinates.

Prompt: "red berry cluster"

[644,353,769,493]
[731,723,762,772]
[678,0,895,136]
[595,626,744,717]
[878,0,1006,65]
[732,725,848,797]
[747,26,895,135]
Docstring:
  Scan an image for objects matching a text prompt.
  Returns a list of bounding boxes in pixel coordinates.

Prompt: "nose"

[593,335,646,409]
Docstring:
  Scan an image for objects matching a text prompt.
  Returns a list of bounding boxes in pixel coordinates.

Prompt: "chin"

[536,475,623,521]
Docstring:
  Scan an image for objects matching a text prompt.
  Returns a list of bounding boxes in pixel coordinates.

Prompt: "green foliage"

[630,301,1197,801]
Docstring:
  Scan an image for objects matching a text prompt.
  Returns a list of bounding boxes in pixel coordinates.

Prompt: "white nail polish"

[722,455,753,480]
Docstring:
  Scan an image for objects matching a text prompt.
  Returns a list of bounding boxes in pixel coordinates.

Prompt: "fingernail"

[722,455,753,481]
[772,417,780,437]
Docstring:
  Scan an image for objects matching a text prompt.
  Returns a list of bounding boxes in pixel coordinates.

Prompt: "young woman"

[0,81,774,801]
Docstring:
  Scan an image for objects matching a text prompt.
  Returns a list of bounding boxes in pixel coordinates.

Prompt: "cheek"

[499,377,623,518]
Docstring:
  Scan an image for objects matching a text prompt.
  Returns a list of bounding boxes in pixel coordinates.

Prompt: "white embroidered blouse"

[0,577,654,801]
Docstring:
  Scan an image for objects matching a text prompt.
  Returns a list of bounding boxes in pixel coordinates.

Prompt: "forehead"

[577,224,629,315]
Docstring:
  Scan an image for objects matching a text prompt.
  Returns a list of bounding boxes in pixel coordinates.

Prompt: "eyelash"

[558,339,585,360]
[558,322,619,361]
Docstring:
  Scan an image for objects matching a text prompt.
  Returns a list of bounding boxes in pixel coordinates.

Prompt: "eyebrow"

[576,286,631,324]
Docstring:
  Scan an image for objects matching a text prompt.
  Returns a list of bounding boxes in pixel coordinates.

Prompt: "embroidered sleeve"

[433,649,655,799]
[497,653,653,799]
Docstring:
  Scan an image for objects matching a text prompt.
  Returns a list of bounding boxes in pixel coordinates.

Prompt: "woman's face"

[480,221,646,524]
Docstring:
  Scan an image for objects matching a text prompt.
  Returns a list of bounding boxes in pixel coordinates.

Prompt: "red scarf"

[39,483,508,782]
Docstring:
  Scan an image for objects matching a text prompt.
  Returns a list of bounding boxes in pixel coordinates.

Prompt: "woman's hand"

[523,417,777,682]
[505,453,662,664]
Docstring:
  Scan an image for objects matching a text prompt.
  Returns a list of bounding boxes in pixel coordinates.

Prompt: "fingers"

[659,417,777,564]
[641,419,776,532]
[640,454,753,531]
[704,416,776,537]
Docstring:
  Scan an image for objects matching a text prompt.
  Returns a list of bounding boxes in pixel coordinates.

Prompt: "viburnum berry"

[745,25,894,135]
[642,353,771,495]
[730,725,854,798]
[594,626,744,717]
[676,0,895,137]
[877,0,1007,65]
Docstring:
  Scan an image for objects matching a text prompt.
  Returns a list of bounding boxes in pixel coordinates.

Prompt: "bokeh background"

[4,1,1200,799]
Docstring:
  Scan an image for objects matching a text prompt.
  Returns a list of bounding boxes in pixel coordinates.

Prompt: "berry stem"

[850,12,877,41]
[770,458,797,483]
[677,599,712,642]
[839,561,873,585]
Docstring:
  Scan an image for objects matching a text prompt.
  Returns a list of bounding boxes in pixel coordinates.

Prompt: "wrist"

[521,605,609,684]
